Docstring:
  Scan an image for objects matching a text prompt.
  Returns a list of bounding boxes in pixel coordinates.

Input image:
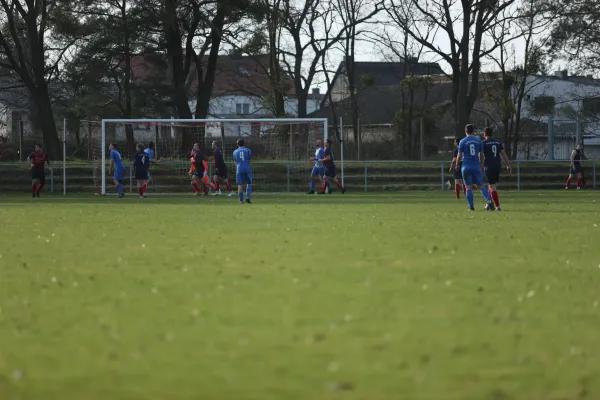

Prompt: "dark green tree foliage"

[547,0,600,73]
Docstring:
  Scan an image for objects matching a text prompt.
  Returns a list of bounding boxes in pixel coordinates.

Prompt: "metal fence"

[0,159,596,194]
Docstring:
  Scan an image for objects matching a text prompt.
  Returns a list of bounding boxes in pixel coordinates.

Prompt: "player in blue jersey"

[233,139,253,204]
[142,141,156,197]
[450,137,466,199]
[482,127,512,210]
[456,124,493,211]
[210,141,235,196]
[133,143,150,198]
[319,139,345,194]
[108,143,125,198]
[308,140,328,194]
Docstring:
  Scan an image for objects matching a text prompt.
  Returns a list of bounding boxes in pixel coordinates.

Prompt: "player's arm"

[500,149,512,173]
[45,155,51,169]
[450,156,457,171]
[570,150,576,168]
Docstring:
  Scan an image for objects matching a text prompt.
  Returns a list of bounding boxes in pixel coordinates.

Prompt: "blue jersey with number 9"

[458,136,483,169]
[233,147,252,173]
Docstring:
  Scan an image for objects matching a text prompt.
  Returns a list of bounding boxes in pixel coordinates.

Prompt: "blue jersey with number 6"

[233,147,252,173]
[458,136,483,169]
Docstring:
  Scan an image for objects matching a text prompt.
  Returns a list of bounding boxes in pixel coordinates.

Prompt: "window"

[582,97,600,115]
[238,67,251,77]
[533,96,556,115]
[236,103,250,114]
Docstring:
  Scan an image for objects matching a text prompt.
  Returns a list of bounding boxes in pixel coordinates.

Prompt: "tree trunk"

[268,7,285,117]
[122,0,135,155]
[296,87,308,118]
[34,87,61,159]
[194,8,225,119]
[164,0,193,120]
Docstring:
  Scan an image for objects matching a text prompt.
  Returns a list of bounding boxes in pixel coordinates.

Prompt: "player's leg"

[114,168,124,197]
[31,173,39,197]
[245,173,253,203]
[462,169,476,210]
[454,178,462,199]
[332,176,345,194]
[191,175,201,195]
[143,172,150,195]
[577,170,583,189]
[308,167,320,194]
[476,170,492,205]
[212,174,221,195]
[236,172,245,203]
[223,178,234,196]
[566,170,574,189]
[35,173,45,197]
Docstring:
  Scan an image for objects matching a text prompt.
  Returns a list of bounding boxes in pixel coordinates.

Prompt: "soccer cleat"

[228,191,235,197]
[307,190,315,194]
[212,190,222,196]
[565,186,569,190]
[468,207,475,211]
[143,192,147,198]
[32,193,36,198]
[118,193,125,198]
[484,201,494,211]
[36,192,40,198]
[577,187,581,190]
[341,189,346,194]
[317,191,326,195]
[193,192,200,196]
[246,198,252,204]
[239,201,244,204]
[495,207,502,211]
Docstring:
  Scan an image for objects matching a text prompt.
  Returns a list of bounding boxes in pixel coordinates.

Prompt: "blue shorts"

[114,168,125,183]
[311,166,324,176]
[324,166,336,178]
[236,171,253,185]
[461,166,483,187]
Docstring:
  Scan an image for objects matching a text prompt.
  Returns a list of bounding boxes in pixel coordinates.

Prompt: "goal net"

[90,118,328,195]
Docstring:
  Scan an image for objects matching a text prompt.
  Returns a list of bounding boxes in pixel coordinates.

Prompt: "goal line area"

[87,118,328,195]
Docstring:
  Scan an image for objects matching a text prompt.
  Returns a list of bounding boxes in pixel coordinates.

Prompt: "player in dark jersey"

[189,143,215,196]
[319,139,346,194]
[565,144,584,190]
[133,143,150,198]
[449,138,466,199]
[482,127,512,210]
[210,141,234,196]
[27,143,50,197]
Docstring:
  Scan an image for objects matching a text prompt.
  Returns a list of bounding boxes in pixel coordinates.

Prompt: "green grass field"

[1,191,600,400]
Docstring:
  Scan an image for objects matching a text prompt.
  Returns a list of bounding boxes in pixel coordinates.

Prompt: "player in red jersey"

[450,138,466,199]
[27,144,50,197]
[189,143,215,195]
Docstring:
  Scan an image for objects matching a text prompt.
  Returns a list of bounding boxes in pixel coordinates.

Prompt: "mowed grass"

[1,191,600,400]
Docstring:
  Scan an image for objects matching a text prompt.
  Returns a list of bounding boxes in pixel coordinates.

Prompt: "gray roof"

[310,83,453,125]
[331,60,444,88]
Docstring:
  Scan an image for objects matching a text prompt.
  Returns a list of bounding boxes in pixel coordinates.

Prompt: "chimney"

[312,87,320,95]
[555,70,568,79]
[229,49,242,59]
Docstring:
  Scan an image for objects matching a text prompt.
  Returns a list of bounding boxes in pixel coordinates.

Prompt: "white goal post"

[97,118,329,195]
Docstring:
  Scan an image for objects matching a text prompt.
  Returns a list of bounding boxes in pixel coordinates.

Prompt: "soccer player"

[449,138,466,199]
[189,143,214,196]
[211,141,235,196]
[142,141,156,197]
[308,140,327,194]
[482,127,512,210]
[27,143,50,197]
[233,139,253,204]
[133,143,150,198]
[109,143,125,198]
[319,139,345,194]
[456,124,493,211]
[565,144,584,190]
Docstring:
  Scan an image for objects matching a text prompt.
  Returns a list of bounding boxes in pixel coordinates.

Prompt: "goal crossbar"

[100,118,329,195]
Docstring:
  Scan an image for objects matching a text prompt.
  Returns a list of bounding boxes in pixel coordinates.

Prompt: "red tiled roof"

[128,53,296,98]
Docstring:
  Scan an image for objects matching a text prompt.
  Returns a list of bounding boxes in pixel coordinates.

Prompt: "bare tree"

[0,0,77,157]
[278,0,383,118]
[386,0,517,138]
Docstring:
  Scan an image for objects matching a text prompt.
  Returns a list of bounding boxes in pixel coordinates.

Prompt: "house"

[477,70,600,159]
[324,57,443,104]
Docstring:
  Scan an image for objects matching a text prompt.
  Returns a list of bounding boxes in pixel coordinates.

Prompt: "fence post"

[50,161,54,193]
[63,118,67,195]
[593,160,597,189]
[364,162,368,192]
[440,162,445,191]
[547,116,554,160]
[129,164,133,192]
[517,161,521,191]
[287,162,291,193]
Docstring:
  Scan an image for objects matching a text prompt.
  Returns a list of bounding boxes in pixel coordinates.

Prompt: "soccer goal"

[90,118,328,195]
